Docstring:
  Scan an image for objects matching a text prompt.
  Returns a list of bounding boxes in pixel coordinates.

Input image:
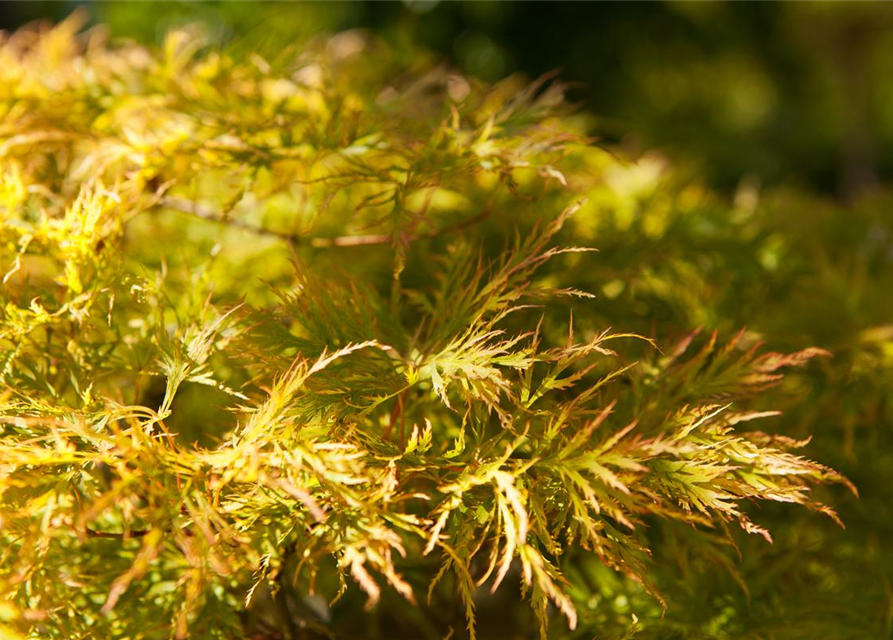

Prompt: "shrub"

[0,16,863,640]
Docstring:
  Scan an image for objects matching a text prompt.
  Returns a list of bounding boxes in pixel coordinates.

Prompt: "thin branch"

[159,196,490,248]
[160,196,291,240]
[84,526,152,539]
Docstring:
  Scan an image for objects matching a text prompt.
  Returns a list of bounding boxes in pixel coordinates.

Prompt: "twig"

[159,196,491,248]
[84,526,152,539]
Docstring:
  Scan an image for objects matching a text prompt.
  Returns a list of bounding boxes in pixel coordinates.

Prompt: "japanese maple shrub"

[0,17,850,640]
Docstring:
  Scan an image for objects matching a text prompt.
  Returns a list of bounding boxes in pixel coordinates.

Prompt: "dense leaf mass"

[0,16,881,640]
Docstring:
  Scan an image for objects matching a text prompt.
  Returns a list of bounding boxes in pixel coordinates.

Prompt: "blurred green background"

[4,0,893,199]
